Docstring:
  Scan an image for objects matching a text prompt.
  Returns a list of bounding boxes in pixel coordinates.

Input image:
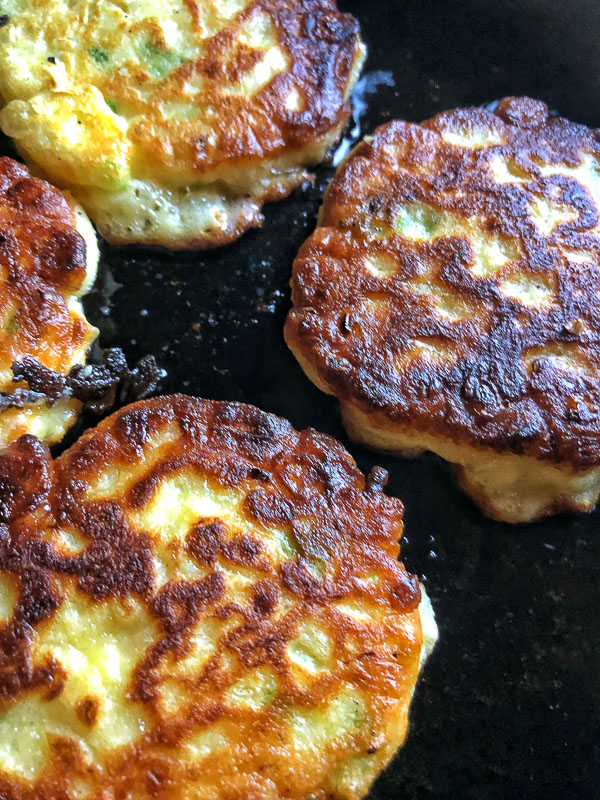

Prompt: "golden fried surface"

[285,97,600,522]
[0,0,364,249]
[0,156,98,447]
[0,395,436,800]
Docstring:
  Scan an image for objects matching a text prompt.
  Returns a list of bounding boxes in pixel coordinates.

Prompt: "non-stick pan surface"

[1,1,599,797]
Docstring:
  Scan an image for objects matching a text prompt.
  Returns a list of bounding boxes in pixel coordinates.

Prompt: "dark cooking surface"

[2,1,600,797]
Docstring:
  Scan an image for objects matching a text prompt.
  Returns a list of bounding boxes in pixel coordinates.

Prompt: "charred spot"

[194,134,208,155]
[0,435,53,523]
[302,11,359,45]
[0,622,63,701]
[43,659,67,702]
[225,47,263,84]
[144,764,176,794]
[48,736,81,769]
[152,572,225,634]
[127,471,162,511]
[214,602,238,621]
[244,487,294,525]
[0,231,18,278]
[221,534,264,567]
[37,227,87,291]
[114,406,150,457]
[368,195,386,215]
[566,399,595,423]
[186,520,226,566]
[280,560,325,601]
[496,96,547,128]
[67,348,164,414]
[19,570,61,625]
[5,178,53,212]
[390,572,421,612]
[249,467,271,482]
[0,388,51,412]
[313,454,355,494]
[251,581,279,617]
[145,770,162,792]
[76,695,100,727]
[0,158,28,192]
[224,621,285,669]
[61,502,155,600]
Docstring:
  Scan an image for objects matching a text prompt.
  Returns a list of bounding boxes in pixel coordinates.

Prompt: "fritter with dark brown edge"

[0,156,98,447]
[0,0,365,250]
[285,97,600,523]
[0,394,437,800]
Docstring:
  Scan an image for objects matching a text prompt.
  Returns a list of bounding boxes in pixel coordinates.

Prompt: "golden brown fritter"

[0,395,436,800]
[0,156,98,447]
[0,1,364,249]
[285,97,600,522]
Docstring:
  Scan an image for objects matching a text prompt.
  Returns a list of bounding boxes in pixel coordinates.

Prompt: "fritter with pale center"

[0,0,364,250]
[0,394,436,800]
[285,97,600,523]
[0,156,98,447]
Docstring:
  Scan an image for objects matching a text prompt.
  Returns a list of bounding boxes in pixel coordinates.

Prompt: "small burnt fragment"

[12,356,67,402]
[365,466,389,493]
[9,348,164,415]
[0,387,47,411]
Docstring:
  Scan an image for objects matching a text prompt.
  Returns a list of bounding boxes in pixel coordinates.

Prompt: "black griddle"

[2,1,599,797]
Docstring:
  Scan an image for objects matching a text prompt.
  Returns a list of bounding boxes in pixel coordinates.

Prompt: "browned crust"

[1,1,364,250]
[285,97,600,470]
[118,0,362,180]
[0,156,92,383]
[0,395,424,799]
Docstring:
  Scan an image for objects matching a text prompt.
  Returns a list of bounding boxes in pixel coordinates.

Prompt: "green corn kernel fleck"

[89,47,109,65]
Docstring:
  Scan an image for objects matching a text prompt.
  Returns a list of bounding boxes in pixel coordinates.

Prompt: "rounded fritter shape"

[0,395,436,800]
[285,97,600,523]
[0,156,98,447]
[0,1,364,250]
